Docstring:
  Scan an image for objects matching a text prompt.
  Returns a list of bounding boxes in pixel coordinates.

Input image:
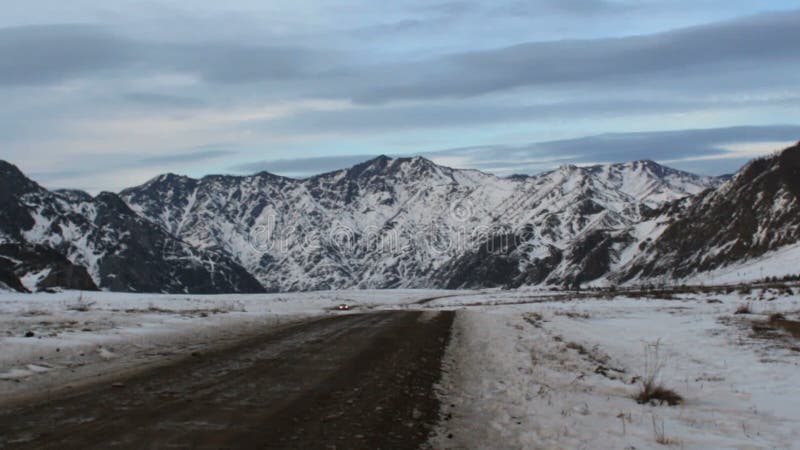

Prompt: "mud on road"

[0,311,455,449]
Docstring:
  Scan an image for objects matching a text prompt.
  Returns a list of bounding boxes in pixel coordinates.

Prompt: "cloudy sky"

[2,0,800,192]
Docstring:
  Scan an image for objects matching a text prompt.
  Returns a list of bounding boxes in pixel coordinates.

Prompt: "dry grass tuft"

[66,293,95,312]
[634,340,683,406]
[636,385,683,406]
[565,341,588,355]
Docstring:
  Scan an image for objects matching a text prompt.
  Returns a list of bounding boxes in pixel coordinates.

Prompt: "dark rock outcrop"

[0,243,98,291]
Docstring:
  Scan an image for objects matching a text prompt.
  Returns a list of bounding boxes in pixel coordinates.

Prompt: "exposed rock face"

[0,161,38,242]
[0,262,27,292]
[0,243,98,292]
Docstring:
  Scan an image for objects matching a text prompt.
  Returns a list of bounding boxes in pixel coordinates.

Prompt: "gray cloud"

[28,147,237,186]
[2,3,800,193]
[152,43,338,84]
[0,24,338,87]
[138,148,236,165]
[253,96,800,135]
[495,0,631,16]
[3,9,799,106]
[229,125,800,178]
[423,1,477,15]
[549,0,627,14]
[28,167,97,184]
[123,92,206,109]
[425,125,800,174]
[351,19,437,38]
[0,24,134,86]
[352,9,800,103]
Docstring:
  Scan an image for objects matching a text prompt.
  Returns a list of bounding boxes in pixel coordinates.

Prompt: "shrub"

[635,340,683,406]
[637,385,684,406]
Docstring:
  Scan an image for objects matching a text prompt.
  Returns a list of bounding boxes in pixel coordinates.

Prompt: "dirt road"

[0,311,454,449]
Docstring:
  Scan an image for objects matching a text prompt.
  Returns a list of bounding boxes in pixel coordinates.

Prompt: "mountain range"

[2,142,799,293]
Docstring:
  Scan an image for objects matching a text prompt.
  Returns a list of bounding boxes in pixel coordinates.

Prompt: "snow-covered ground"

[2,287,799,448]
[683,242,800,285]
[0,288,457,404]
[430,288,800,449]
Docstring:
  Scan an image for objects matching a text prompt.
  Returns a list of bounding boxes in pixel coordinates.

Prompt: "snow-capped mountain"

[430,159,720,288]
[618,142,800,282]
[0,161,265,293]
[20,144,800,294]
[120,155,720,291]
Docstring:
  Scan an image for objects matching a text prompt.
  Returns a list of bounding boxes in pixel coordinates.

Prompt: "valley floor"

[1,286,799,449]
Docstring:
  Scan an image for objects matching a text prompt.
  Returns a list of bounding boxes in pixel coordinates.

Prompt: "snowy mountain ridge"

[9,145,800,293]
[119,155,720,291]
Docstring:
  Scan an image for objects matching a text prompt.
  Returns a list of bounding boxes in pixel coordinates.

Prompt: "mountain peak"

[340,154,441,179]
[0,160,40,198]
[407,155,438,167]
[730,141,800,195]
[616,159,671,177]
[157,172,194,183]
[0,159,19,171]
[141,172,198,189]
[778,140,800,163]
[608,159,661,170]
[0,160,28,180]
[628,159,661,170]
[728,141,799,183]
[344,155,395,179]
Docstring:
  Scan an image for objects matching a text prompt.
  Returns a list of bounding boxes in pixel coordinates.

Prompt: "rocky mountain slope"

[120,156,719,290]
[0,161,264,293]
[618,142,800,282]
[0,243,98,292]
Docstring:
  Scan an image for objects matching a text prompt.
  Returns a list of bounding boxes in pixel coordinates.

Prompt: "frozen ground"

[2,286,799,449]
[0,288,459,404]
[430,287,800,449]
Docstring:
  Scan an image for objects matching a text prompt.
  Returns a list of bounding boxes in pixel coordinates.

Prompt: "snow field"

[432,290,800,449]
